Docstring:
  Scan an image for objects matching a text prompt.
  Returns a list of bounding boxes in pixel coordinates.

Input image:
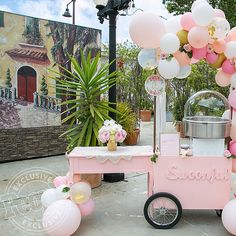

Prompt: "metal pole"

[72,0,75,24]
[108,11,117,120]
[153,96,157,153]
[103,8,124,183]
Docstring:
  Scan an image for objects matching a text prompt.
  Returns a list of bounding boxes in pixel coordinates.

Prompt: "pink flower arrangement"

[224,150,232,158]
[98,120,127,143]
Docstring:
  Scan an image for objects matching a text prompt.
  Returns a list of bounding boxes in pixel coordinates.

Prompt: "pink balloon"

[180,12,196,31]
[215,70,231,87]
[78,198,95,217]
[213,39,226,54]
[222,199,236,235]
[222,60,236,74]
[188,26,210,48]
[190,57,199,64]
[53,176,68,188]
[229,89,236,108]
[229,141,236,155]
[129,12,165,49]
[226,27,236,42]
[192,46,207,60]
[206,52,218,64]
[173,51,191,66]
[214,9,225,18]
[42,200,81,236]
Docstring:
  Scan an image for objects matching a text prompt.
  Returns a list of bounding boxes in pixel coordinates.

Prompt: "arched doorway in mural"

[17,66,36,103]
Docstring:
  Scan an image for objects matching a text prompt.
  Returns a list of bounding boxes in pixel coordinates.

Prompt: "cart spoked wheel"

[215,210,222,217]
[144,192,182,229]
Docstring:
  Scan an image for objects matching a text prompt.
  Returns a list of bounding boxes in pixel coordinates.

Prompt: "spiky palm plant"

[50,51,117,151]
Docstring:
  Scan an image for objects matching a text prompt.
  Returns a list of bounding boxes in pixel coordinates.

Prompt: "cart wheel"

[144,192,182,229]
[215,210,222,217]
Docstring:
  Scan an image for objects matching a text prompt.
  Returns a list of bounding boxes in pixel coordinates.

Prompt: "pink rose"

[115,130,127,143]
[98,131,110,143]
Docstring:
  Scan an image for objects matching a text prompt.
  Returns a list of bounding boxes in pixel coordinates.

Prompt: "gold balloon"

[177,30,189,45]
[210,53,226,68]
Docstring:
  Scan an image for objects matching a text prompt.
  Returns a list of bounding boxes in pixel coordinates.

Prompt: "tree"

[166,0,236,27]
[167,61,229,121]
[104,41,153,112]
[23,17,43,45]
[46,22,100,119]
[40,76,48,96]
[5,68,12,88]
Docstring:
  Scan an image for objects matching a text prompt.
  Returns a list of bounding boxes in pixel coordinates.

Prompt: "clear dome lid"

[184,90,230,118]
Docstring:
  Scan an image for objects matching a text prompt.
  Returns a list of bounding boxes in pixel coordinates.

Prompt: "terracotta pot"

[124,129,140,145]
[232,159,236,173]
[175,121,185,138]
[140,110,152,122]
[74,173,102,189]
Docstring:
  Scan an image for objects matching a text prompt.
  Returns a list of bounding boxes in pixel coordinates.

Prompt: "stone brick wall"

[0,125,68,162]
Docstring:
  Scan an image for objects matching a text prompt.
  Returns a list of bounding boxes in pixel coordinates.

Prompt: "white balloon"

[160,33,180,54]
[56,184,70,199]
[176,65,192,79]
[165,16,182,34]
[138,49,158,70]
[192,3,214,26]
[208,17,230,40]
[191,0,208,11]
[158,58,180,79]
[225,42,236,59]
[41,188,58,208]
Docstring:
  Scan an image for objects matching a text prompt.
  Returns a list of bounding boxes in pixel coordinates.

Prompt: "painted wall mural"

[0,11,101,129]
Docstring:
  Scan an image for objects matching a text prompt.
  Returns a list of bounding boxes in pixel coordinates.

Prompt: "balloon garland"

[129,0,236,85]
[41,175,95,236]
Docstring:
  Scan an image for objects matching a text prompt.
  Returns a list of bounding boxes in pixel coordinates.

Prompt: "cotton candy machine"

[183,90,231,139]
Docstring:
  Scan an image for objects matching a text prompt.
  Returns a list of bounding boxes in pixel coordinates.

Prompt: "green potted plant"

[139,94,153,122]
[50,51,118,187]
[116,102,140,145]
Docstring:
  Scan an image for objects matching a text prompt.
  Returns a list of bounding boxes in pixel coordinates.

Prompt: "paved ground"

[0,121,235,236]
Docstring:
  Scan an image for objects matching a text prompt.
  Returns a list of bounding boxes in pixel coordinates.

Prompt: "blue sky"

[0,0,170,43]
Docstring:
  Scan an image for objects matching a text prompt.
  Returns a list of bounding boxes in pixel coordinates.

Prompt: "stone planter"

[140,110,152,122]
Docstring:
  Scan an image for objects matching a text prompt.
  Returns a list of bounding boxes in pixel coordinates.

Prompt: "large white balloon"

[208,17,230,40]
[191,0,208,11]
[176,65,192,79]
[222,199,236,235]
[129,12,165,49]
[158,58,180,79]
[192,3,214,26]
[41,189,59,208]
[160,33,180,54]
[138,49,158,70]
[42,200,81,236]
[165,16,182,34]
[225,41,236,59]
